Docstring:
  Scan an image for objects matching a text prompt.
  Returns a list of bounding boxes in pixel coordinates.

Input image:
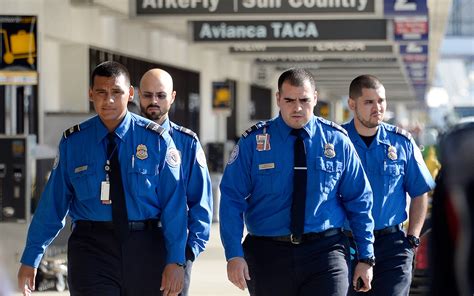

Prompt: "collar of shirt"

[376,123,391,146]
[161,117,172,133]
[275,114,313,141]
[348,119,391,148]
[94,111,132,144]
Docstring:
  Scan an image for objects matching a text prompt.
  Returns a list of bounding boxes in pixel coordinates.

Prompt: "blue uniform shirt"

[342,119,435,229]
[21,112,187,267]
[161,118,213,261]
[220,115,375,260]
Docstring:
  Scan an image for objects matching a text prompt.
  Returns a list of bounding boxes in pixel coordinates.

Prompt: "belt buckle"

[290,234,302,245]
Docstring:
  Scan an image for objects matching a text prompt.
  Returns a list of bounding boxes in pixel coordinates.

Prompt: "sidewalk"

[14,223,248,296]
[188,223,248,296]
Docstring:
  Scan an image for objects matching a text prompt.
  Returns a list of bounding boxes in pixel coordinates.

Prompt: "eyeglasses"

[140,91,168,100]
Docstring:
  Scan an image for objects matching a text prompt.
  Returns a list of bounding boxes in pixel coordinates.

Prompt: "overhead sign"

[255,56,398,64]
[230,43,394,54]
[384,0,428,16]
[402,48,428,86]
[134,0,376,15]
[399,43,428,87]
[399,42,428,55]
[402,53,427,63]
[394,17,428,41]
[406,63,427,81]
[192,19,387,42]
[0,15,38,85]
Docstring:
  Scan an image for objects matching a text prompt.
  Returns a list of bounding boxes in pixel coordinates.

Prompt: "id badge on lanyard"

[101,160,112,205]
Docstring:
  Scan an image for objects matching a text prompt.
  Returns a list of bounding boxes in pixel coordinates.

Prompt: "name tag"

[101,181,111,205]
[259,163,275,170]
[74,165,88,173]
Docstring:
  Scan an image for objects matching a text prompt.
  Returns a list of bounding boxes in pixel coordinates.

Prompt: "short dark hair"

[90,61,130,87]
[277,68,316,92]
[349,75,383,99]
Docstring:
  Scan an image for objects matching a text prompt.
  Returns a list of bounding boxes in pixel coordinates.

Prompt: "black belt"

[343,230,354,238]
[251,228,342,245]
[374,224,401,237]
[73,219,161,232]
[343,225,401,239]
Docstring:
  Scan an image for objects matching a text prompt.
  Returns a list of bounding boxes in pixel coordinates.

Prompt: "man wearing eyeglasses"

[139,69,213,296]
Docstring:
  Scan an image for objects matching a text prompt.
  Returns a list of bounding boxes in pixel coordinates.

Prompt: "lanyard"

[104,139,118,182]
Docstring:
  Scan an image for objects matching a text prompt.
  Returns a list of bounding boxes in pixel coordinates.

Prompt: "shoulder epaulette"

[318,118,348,136]
[172,125,198,139]
[63,124,80,139]
[145,122,165,135]
[395,126,412,140]
[241,121,269,138]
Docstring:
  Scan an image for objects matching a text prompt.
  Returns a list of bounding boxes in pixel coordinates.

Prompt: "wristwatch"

[407,235,420,248]
[176,262,186,268]
[358,256,376,267]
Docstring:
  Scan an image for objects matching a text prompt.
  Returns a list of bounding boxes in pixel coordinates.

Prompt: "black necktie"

[290,129,307,239]
[107,133,129,241]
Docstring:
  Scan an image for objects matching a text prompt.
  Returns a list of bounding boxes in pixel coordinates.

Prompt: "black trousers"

[67,225,166,296]
[348,230,414,296]
[243,232,350,296]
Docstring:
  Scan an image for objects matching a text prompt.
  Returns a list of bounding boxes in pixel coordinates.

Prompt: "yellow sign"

[0,15,37,80]
[3,29,36,65]
[212,81,233,110]
[315,101,330,119]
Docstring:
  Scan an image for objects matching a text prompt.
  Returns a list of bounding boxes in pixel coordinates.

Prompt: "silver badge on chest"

[136,144,148,160]
[387,145,398,161]
[324,143,336,158]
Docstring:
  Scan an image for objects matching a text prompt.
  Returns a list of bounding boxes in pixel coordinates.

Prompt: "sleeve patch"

[52,151,60,170]
[227,145,239,165]
[196,148,207,168]
[414,145,425,165]
[166,147,181,168]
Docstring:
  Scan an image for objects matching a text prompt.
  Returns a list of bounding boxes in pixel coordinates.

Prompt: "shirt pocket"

[255,163,282,195]
[315,157,343,194]
[382,161,405,194]
[69,163,99,201]
[128,160,158,198]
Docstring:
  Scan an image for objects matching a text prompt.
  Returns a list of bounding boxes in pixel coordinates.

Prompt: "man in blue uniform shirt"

[342,75,435,295]
[139,68,213,296]
[219,68,375,296]
[17,61,187,296]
